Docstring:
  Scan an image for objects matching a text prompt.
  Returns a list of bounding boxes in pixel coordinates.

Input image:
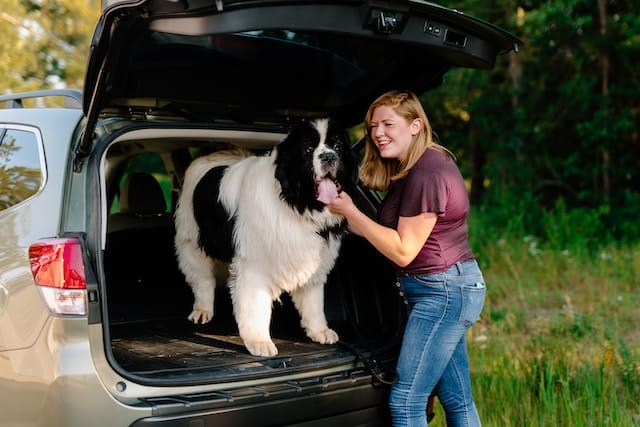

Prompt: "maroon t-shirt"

[378,148,474,274]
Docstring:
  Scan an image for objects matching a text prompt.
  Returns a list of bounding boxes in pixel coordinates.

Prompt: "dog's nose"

[319,151,337,164]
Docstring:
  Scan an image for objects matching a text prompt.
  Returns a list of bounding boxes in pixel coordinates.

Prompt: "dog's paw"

[188,309,213,324]
[308,328,339,345]
[244,339,278,357]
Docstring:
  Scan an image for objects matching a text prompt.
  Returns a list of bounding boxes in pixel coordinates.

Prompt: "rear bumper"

[131,369,391,426]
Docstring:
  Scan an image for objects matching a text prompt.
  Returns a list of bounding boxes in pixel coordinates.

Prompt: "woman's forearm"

[344,208,416,267]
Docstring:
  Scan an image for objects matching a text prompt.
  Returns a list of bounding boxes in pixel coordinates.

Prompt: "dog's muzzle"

[315,150,341,204]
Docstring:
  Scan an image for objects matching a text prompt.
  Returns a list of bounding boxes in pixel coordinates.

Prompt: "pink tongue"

[316,178,339,204]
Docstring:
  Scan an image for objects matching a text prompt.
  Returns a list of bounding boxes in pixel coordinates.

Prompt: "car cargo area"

[100,133,404,386]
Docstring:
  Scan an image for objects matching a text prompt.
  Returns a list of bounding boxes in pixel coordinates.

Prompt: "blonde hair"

[359,90,453,191]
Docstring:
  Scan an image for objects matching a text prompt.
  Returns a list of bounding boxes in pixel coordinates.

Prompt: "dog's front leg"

[231,271,278,357]
[290,281,339,345]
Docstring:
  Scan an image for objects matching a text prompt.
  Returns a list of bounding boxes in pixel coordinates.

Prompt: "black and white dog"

[174,119,358,356]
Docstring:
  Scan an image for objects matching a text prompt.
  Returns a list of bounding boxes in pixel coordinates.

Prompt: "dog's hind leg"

[290,281,339,345]
[175,239,216,324]
[230,267,278,357]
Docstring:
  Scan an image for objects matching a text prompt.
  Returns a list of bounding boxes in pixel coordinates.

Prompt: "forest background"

[1,0,639,425]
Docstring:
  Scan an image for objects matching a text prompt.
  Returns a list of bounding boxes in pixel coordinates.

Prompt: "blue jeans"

[389,259,486,427]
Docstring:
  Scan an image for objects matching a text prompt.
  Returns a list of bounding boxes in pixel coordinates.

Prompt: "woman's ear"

[410,118,422,136]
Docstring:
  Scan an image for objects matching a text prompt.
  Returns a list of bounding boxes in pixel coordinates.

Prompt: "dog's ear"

[274,121,318,211]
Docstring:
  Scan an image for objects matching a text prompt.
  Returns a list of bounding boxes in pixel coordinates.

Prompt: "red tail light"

[29,238,87,315]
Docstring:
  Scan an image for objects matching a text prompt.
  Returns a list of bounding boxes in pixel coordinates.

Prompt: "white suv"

[0,1,519,426]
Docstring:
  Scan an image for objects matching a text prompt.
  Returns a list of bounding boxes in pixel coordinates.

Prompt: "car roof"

[80,0,520,154]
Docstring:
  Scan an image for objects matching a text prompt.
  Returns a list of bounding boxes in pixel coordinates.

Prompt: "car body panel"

[0,318,149,427]
[0,109,84,351]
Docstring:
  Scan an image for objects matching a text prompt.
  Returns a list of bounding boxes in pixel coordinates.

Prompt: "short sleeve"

[398,154,449,217]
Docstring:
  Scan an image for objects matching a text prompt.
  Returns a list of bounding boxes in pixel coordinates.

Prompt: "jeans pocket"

[412,273,445,287]
[459,282,486,327]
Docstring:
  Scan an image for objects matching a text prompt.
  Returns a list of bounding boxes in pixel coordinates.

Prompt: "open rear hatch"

[79,0,520,165]
[85,0,520,387]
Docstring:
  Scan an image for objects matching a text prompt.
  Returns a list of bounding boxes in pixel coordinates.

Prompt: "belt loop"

[455,261,463,275]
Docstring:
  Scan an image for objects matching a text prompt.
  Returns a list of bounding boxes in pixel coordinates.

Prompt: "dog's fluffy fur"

[174,119,357,356]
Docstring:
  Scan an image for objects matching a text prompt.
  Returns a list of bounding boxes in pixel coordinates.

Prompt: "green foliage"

[422,0,640,245]
[0,0,99,93]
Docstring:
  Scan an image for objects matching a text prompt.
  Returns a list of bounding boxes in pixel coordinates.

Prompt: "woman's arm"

[329,192,436,267]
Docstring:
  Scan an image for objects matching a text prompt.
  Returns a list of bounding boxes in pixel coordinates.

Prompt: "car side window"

[0,127,44,211]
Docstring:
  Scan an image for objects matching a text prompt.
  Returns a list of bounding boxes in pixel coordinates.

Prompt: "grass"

[428,206,640,426]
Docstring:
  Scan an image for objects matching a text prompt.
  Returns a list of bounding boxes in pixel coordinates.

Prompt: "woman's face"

[369,105,420,163]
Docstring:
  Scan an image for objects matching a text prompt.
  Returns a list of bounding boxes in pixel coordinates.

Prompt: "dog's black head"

[274,118,358,214]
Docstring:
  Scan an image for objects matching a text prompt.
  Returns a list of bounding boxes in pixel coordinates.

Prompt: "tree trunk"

[469,125,484,204]
[598,0,610,203]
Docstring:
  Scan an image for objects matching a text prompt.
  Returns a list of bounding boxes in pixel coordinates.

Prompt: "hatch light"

[444,29,468,48]
[29,237,87,316]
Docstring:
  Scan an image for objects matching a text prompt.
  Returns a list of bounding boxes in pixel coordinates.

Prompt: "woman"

[328,90,486,426]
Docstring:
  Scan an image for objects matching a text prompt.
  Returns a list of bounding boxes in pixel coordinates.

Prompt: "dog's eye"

[329,137,342,151]
[305,146,314,154]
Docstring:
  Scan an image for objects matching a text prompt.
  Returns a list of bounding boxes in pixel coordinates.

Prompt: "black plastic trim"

[130,368,391,426]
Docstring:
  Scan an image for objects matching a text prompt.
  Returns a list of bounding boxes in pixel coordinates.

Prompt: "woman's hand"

[328,192,363,235]
[328,191,355,217]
